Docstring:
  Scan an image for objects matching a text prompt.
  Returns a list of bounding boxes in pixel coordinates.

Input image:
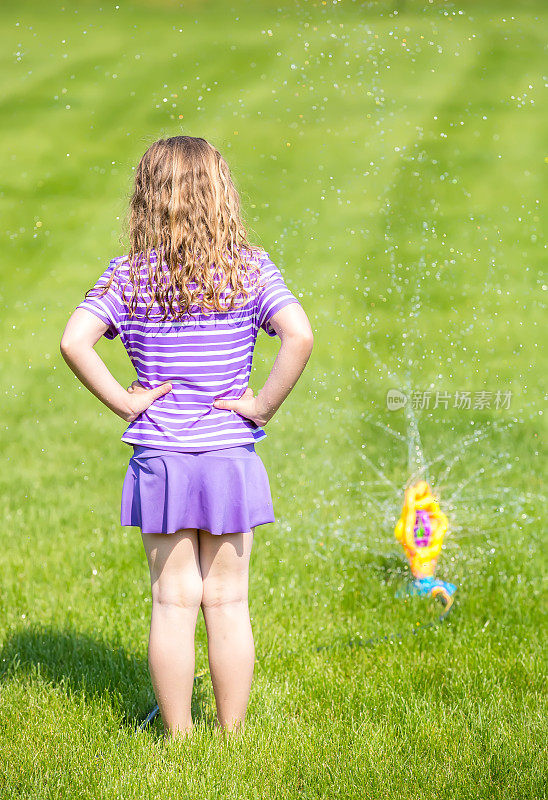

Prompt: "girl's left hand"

[127,380,147,395]
[124,380,172,423]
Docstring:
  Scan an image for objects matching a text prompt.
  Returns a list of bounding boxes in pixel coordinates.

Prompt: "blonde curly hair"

[85,135,264,321]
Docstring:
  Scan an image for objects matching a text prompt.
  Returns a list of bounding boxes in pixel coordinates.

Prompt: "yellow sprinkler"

[394,481,456,608]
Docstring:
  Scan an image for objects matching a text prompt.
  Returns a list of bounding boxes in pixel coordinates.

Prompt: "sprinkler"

[394,480,457,608]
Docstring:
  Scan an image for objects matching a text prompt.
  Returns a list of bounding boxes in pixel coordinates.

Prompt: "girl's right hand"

[213,387,272,428]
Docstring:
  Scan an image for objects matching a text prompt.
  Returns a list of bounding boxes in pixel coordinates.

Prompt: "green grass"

[1,0,546,797]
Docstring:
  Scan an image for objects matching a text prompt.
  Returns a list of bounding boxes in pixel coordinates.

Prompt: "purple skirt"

[120,443,275,535]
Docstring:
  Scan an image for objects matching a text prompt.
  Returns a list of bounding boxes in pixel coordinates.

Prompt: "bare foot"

[162,725,194,743]
[213,720,244,739]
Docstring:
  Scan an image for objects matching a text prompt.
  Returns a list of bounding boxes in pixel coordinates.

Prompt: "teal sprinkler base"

[396,576,457,609]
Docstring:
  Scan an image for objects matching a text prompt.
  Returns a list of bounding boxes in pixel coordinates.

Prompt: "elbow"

[302,319,314,350]
[60,335,80,357]
[302,328,314,354]
[297,326,314,360]
[277,315,314,357]
[60,337,72,356]
[282,328,313,354]
[60,334,95,356]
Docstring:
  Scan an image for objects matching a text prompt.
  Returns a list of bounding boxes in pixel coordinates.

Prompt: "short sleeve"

[76,260,125,340]
[256,251,302,337]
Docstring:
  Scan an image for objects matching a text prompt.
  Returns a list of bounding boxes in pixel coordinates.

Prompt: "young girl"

[60,135,313,740]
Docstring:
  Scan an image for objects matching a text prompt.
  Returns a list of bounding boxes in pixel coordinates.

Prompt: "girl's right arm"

[213,302,313,426]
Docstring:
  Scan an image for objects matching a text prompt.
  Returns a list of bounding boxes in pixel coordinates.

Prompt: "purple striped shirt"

[76,247,302,452]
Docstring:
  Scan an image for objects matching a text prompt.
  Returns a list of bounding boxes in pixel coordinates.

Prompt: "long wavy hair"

[84,136,264,321]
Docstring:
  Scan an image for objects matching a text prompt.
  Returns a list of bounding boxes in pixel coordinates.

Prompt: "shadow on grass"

[0,623,214,738]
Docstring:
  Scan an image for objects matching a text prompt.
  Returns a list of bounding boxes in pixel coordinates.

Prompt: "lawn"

[0,0,546,797]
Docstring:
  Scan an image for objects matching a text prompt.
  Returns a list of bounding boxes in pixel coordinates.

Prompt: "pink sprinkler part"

[394,481,448,579]
[413,509,432,547]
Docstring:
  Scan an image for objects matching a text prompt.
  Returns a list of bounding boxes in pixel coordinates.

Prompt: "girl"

[60,136,314,740]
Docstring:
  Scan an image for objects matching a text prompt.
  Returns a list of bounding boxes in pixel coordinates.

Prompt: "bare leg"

[140,528,202,739]
[198,528,255,733]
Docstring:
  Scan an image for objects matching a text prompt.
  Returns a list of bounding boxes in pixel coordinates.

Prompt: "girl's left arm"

[60,308,171,423]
